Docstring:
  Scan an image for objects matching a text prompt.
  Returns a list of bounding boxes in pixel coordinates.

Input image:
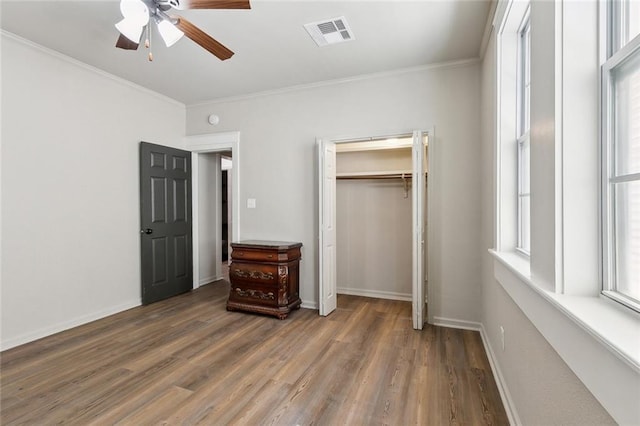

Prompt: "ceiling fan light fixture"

[120,0,149,26]
[115,18,144,43]
[158,20,184,47]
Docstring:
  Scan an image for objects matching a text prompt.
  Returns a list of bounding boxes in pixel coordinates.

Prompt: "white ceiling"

[1,0,492,105]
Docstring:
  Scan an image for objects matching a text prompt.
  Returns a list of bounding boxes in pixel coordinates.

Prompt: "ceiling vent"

[304,17,355,47]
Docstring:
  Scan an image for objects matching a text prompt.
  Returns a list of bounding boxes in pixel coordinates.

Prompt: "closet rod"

[336,174,410,180]
[336,173,426,180]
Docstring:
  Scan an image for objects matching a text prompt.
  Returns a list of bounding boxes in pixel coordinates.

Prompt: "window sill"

[490,249,640,371]
[489,249,640,425]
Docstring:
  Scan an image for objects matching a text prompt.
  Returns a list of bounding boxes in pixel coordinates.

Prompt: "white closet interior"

[335,136,427,301]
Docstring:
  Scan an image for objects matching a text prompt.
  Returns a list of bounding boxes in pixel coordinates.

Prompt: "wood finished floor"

[1,282,509,425]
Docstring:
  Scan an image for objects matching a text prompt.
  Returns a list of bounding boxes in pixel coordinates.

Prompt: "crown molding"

[187,57,481,107]
[479,0,499,59]
[1,30,186,109]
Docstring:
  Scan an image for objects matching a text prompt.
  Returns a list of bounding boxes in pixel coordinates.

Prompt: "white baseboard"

[199,275,222,286]
[479,324,521,426]
[301,299,318,310]
[0,299,141,351]
[432,316,482,331]
[337,287,411,301]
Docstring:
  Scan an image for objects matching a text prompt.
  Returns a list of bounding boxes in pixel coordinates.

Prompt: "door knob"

[140,228,153,235]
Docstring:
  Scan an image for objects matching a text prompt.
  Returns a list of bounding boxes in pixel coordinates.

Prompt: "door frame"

[185,131,240,289]
[411,130,426,329]
[317,128,435,327]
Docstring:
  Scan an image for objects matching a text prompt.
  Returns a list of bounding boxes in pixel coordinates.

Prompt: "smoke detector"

[304,16,355,47]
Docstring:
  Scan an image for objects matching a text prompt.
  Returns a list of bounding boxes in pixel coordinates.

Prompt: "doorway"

[318,130,433,329]
[335,137,415,301]
[221,153,232,281]
[186,131,241,290]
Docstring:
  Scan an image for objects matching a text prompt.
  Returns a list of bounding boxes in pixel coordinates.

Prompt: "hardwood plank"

[103,385,193,425]
[0,285,509,425]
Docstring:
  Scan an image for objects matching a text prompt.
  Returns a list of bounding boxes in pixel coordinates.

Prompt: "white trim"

[492,249,640,371]
[337,287,411,302]
[493,0,513,34]
[186,132,240,290]
[610,172,640,183]
[412,130,426,329]
[425,127,436,325]
[185,131,240,150]
[554,0,565,295]
[431,317,482,331]
[601,0,615,301]
[491,250,640,425]
[1,30,185,109]
[606,30,640,69]
[602,290,640,313]
[199,275,222,286]
[191,153,201,290]
[187,59,480,106]
[494,0,531,264]
[494,21,503,252]
[600,7,640,314]
[479,324,522,426]
[301,300,318,310]
[479,0,498,59]
[0,299,140,351]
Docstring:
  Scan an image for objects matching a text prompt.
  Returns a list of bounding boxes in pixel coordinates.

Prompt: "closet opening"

[319,131,430,329]
[336,137,414,301]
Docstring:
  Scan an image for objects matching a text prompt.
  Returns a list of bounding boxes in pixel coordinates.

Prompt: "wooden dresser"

[226,240,302,319]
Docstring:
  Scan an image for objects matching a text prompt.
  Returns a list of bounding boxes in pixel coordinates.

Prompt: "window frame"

[516,8,531,256]
[601,0,640,312]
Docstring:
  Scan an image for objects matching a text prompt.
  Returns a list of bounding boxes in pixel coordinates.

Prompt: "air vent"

[304,16,355,47]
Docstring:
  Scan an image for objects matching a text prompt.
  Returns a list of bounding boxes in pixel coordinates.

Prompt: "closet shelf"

[336,170,415,179]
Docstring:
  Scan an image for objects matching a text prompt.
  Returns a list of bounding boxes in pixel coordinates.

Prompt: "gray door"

[140,142,192,304]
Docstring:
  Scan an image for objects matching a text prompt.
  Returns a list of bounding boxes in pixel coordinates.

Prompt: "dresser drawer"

[230,263,278,284]
[232,249,279,262]
[229,282,278,306]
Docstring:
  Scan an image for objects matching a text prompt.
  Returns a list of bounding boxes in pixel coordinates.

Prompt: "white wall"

[479,8,615,425]
[186,61,482,321]
[197,153,221,285]
[336,179,412,299]
[0,34,186,350]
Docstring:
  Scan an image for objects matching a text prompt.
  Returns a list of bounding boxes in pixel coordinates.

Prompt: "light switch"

[247,198,256,209]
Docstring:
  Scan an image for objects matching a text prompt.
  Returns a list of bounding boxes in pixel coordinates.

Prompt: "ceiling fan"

[115,0,250,61]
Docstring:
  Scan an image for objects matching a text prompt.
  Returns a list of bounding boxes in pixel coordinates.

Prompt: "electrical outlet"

[247,198,256,209]
[500,326,505,351]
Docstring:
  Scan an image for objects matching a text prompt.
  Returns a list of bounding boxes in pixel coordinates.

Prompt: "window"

[517,11,531,255]
[602,0,640,311]
[495,0,531,259]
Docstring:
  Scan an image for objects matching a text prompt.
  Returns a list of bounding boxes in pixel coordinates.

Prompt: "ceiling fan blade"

[175,17,234,60]
[115,33,140,50]
[180,0,250,9]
